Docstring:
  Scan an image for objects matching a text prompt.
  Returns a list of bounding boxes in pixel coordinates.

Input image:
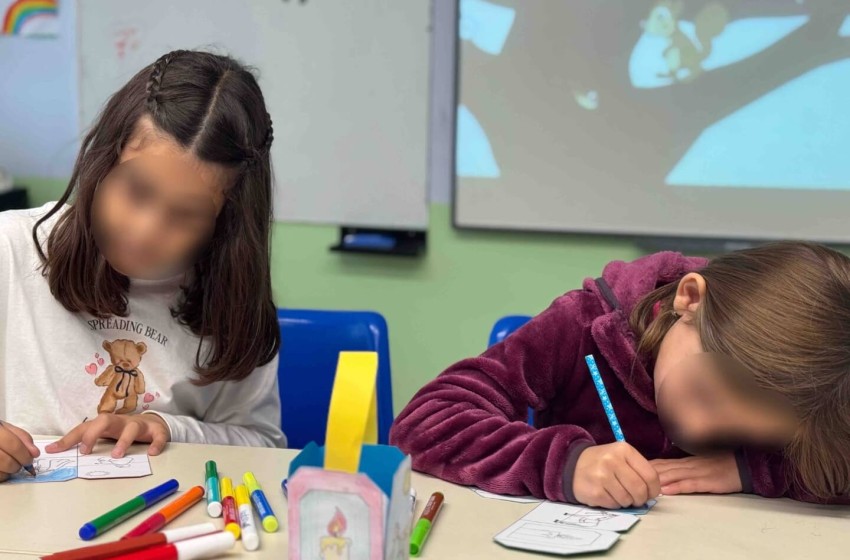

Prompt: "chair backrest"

[488,315,533,347]
[277,308,394,449]
[488,314,533,425]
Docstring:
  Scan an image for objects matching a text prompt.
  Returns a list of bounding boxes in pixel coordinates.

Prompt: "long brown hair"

[631,242,850,499]
[33,50,280,386]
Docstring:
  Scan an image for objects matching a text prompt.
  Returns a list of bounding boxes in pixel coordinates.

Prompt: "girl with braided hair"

[0,51,284,478]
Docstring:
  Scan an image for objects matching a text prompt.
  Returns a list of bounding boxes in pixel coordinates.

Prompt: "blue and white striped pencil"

[584,354,625,442]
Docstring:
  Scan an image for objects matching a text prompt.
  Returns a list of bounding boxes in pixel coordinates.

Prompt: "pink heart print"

[142,404,150,411]
[85,363,97,375]
[97,358,105,366]
[143,393,155,404]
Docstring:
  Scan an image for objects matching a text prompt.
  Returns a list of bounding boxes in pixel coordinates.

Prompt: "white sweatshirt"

[0,203,286,448]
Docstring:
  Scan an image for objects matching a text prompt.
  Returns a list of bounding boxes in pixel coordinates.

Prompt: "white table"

[1,441,848,559]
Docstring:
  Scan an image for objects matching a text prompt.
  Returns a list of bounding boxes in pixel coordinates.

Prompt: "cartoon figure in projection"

[642,1,729,81]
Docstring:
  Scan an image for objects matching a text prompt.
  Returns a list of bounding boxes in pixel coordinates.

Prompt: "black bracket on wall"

[0,187,29,212]
[330,227,427,257]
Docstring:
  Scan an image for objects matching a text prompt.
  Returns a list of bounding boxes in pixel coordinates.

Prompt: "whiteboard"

[77,0,430,229]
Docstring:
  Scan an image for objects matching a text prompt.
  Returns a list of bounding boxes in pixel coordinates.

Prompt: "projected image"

[457,0,850,191]
[456,0,515,178]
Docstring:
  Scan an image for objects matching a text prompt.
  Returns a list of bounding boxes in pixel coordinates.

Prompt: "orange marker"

[121,486,205,539]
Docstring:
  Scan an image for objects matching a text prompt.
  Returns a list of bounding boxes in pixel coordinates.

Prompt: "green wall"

[21,177,643,409]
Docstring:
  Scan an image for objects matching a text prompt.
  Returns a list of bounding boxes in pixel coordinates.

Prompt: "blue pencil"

[584,355,625,442]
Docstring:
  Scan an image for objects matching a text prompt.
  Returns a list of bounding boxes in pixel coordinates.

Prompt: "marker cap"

[220,477,234,499]
[410,519,433,556]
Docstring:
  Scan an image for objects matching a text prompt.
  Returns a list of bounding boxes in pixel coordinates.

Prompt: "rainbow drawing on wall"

[1,0,59,37]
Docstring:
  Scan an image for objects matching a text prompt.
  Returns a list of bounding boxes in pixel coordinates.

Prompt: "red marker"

[108,531,235,560]
[122,486,206,539]
[42,523,217,560]
[220,477,241,539]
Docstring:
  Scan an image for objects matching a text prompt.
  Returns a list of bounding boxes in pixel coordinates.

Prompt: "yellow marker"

[244,472,279,532]
[324,352,379,473]
[220,477,241,539]
[235,485,260,550]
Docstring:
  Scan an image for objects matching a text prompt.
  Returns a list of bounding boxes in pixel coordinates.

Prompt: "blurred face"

[653,274,798,454]
[93,116,235,280]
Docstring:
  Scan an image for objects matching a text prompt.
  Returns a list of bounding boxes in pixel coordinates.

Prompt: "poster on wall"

[1,0,59,38]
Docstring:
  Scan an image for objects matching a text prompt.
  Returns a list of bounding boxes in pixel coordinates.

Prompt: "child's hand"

[651,453,742,495]
[573,442,661,508]
[45,413,170,459]
[0,421,40,482]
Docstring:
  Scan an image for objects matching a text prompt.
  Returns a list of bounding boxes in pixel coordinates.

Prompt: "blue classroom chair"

[277,308,394,449]
[488,315,533,347]
[488,315,533,425]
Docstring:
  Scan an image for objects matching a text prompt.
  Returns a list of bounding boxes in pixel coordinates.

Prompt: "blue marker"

[244,472,279,532]
[585,355,625,442]
[281,478,288,499]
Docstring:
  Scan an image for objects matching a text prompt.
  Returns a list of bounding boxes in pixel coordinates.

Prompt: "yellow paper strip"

[324,351,379,472]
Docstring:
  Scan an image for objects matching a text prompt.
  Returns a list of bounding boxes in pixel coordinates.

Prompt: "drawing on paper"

[7,439,151,483]
[519,501,640,536]
[78,452,151,479]
[320,507,352,560]
[506,521,604,547]
[555,509,618,528]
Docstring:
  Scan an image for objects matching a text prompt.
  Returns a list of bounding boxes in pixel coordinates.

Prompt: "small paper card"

[6,440,152,484]
[524,502,640,532]
[495,521,620,556]
[494,501,640,556]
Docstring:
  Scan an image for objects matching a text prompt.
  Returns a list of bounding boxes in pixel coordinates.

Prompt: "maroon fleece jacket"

[390,252,850,504]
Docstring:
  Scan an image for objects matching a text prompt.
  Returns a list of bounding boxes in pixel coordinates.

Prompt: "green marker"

[205,460,222,517]
[78,479,179,540]
[410,492,444,557]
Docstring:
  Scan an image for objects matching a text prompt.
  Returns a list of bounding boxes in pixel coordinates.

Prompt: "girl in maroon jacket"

[390,242,850,508]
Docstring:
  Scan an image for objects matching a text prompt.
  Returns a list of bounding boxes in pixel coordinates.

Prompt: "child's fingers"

[604,477,636,508]
[111,422,141,459]
[80,415,120,454]
[0,448,24,476]
[625,451,662,499]
[0,423,37,467]
[148,430,168,456]
[660,478,709,495]
[656,466,699,488]
[650,457,694,467]
[141,415,170,456]
[0,471,9,483]
[1,422,39,458]
[46,416,96,453]
[613,465,649,506]
[649,460,681,474]
[582,486,621,510]
[596,489,624,510]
